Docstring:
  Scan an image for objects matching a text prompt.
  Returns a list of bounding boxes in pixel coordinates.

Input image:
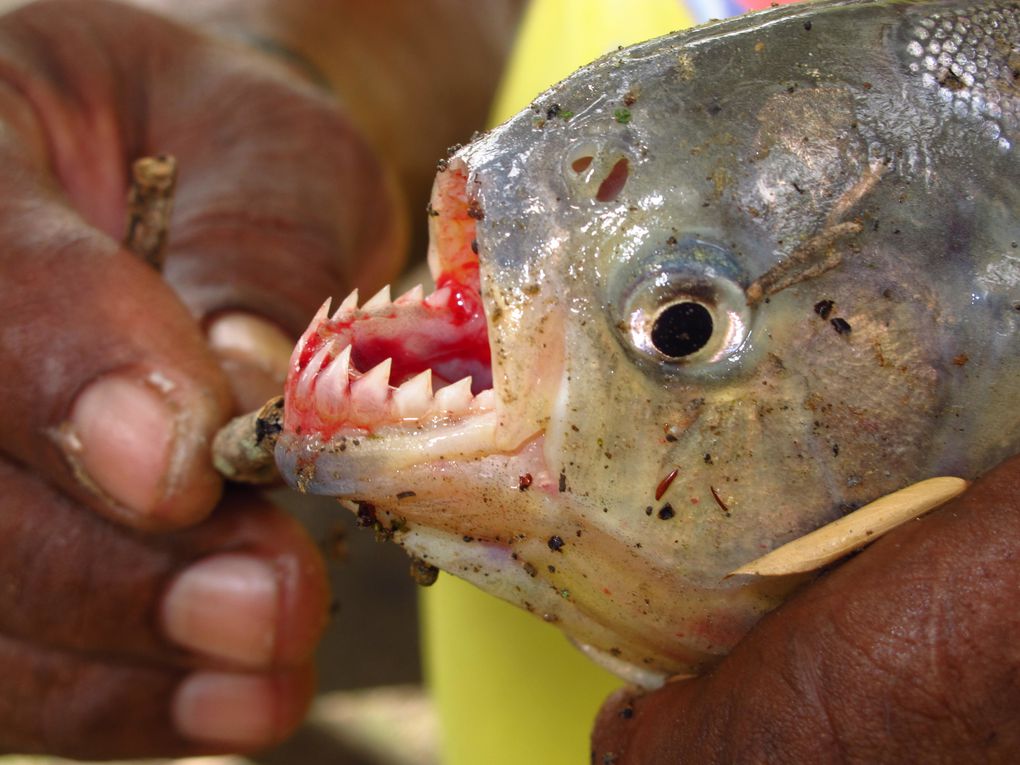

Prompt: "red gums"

[301,277,491,390]
[438,267,483,326]
[298,331,325,370]
[287,270,492,437]
[287,163,492,436]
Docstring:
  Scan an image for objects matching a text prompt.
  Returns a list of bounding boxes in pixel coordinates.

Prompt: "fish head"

[277,0,1020,681]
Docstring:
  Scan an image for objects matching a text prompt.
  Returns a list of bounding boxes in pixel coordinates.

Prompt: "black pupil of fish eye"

[651,302,714,358]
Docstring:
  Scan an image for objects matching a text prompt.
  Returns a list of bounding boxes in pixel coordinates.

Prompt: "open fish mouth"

[281,161,528,471]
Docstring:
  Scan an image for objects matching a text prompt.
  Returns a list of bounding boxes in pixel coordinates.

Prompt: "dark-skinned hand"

[0,0,402,756]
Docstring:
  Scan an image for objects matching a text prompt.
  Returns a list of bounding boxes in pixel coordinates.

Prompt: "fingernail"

[173,672,278,749]
[208,313,292,412]
[163,554,279,667]
[65,374,175,515]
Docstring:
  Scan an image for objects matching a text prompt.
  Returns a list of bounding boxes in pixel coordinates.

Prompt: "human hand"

[0,0,404,757]
[592,454,1020,764]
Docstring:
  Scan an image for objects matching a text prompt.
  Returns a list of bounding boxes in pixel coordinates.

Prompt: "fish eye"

[650,301,714,358]
[614,237,753,375]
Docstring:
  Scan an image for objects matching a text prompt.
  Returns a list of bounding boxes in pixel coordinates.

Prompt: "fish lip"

[279,157,548,467]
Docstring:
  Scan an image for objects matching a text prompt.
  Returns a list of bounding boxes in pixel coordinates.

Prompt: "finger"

[591,455,1020,764]
[152,47,408,404]
[33,2,404,396]
[0,457,328,669]
[0,25,232,530]
[153,53,408,334]
[135,17,408,345]
[0,193,230,530]
[5,3,406,417]
[207,311,295,412]
[161,491,332,670]
[0,632,314,759]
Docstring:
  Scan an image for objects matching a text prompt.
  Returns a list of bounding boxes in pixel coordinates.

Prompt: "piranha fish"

[276,0,1020,682]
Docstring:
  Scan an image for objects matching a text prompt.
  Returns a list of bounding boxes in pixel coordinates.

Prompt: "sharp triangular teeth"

[350,358,393,416]
[292,299,332,365]
[315,344,352,419]
[362,357,393,385]
[396,284,425,305]
[333,289,359,318]
[470,388,496,412]
[431,376,473,414]
[291,302,331,370]
[425,286,452,308]
[335,344,352,372]
[393,369,433,419]
[313,298,332,322]
[362,285,392,311]
[296,339,335,399]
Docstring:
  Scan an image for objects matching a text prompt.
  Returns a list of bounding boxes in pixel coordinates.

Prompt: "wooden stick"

[745,162,886,305]
[124,155,177,271]
[120,155,286,483]
[211,397,284,485]
[729,476,969,577]
[746,221,860,306]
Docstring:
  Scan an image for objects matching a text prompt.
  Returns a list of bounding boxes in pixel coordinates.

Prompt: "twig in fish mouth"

[747,162,887,305]
[124,155,177,271]
[728,476,968,577]
[212,397,284,484]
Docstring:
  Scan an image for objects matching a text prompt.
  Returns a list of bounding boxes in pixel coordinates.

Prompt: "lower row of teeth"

[296,340,494,426]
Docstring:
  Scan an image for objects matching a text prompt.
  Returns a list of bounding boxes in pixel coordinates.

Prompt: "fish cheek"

[544,329,776,582]
[782,275,944,502]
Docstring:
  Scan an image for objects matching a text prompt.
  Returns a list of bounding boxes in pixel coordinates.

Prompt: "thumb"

[0,72,231,531]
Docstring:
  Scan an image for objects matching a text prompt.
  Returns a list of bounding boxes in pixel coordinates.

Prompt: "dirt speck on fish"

[277,0,1019,682]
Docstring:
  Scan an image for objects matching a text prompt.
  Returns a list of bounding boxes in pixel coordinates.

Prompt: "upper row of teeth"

[296,339,494,425]
[327,283,454,320]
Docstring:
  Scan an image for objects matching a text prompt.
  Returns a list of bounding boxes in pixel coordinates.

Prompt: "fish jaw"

[279,160,560,481]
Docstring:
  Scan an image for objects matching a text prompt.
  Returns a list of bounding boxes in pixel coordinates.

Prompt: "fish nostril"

[571,155,594,173]
[651,302,714,358]
[596,158,629,202]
